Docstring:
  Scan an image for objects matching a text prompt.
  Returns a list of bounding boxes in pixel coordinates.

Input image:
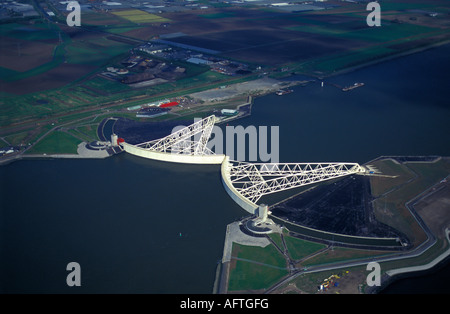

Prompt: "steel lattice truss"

[135,115,216,155]
[228,161,365,204]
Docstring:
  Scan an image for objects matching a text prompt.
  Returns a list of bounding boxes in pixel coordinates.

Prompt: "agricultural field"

[160,3,449,73]
[0,21,62,79]
[111,9,170,24]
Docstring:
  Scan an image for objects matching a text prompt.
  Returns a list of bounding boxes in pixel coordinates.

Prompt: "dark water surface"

[0,156,245,293]
[226,44,450,164]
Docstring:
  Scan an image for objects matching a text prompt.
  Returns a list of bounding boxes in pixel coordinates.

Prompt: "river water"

[1,44,449,293]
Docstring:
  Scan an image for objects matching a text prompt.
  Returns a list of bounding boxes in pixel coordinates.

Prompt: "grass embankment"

[226,230,390,292]
[371,158,450,247]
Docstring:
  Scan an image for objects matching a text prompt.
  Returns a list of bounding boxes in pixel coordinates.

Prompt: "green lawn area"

[227,243,288,291]
[284,236,326,261]
[26,130,81,155]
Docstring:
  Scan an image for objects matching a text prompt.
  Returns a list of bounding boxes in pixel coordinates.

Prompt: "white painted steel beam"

[227,160,365,204]
[134,115,216,155]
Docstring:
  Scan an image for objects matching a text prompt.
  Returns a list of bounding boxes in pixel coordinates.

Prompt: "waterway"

[223,44,450,164]
[1,44,450,293]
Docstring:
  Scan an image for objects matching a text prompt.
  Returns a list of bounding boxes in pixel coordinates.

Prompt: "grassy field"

[26,130,81,155]
[285,14,446,75]
[371,158,450,247]
[65,37,131,65]
[112,10,170,24]
[282,234,326,261]
[227,243,288,292]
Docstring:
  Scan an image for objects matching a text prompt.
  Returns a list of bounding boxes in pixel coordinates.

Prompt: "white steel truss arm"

[135,115,216,155]
[228,161,365,204]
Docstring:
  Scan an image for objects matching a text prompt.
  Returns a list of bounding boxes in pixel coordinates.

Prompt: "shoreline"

[372,251,450,294]
[3,40,449,167]
[301,39,450,80]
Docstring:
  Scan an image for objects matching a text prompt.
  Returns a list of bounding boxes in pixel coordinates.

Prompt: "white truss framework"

[135,115,216,155]
[228,161,365,204]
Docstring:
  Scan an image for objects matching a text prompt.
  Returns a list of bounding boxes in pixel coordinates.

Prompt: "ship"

[276,89,293,96]
[342,82,364,92]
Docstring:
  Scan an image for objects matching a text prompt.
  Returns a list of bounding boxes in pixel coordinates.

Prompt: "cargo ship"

[276,89,293,96]
[342,82,364,92]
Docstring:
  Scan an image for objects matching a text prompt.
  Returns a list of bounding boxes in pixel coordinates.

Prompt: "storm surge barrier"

[121,115,226,164]
[120,115,366,215]
[221,157,366,214]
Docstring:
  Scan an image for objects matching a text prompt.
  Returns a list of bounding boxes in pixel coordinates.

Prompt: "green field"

[283,7,447,76]
[112,10,170,24]
[0,21,68,82]
[276,233,326,261]
[27,130,81,155]
[227,243,288,291]
[226,231,391,292]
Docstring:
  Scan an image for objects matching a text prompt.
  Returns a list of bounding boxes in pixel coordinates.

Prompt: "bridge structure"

[221,156,365,214]
[119,115,366,214]
[120,115,226,164]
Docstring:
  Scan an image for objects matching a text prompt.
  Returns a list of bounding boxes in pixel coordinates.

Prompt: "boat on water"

[342,82,364,92]
[276,89,293,96]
